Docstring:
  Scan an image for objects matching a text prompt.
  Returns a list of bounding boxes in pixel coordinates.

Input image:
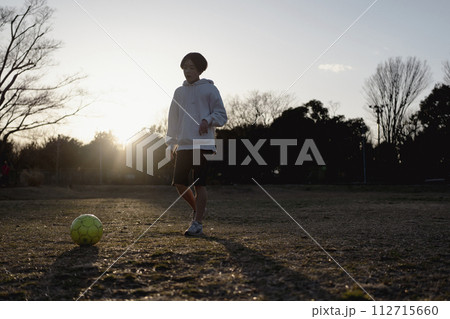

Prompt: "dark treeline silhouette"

[211,100,370,184]
[400,84,450,183]
[1,85,449,186]
[2,132,125,186]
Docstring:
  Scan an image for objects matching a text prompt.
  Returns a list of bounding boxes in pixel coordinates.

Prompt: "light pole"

[99,140,102,185]
[369,105,383,146]
[56,134,60,184]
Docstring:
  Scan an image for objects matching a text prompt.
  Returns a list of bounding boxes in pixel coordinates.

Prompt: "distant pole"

[369,105,383,180]
[362,135,367,184]
[99,141,102,185]
[56,135,60,184]
[376,107,381,146]
[369,105,383,146]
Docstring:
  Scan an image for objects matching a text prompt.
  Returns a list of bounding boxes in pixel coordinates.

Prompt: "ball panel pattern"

[70,214,103,246]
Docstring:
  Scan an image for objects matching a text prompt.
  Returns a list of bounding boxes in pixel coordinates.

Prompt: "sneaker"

[184,220,204,236]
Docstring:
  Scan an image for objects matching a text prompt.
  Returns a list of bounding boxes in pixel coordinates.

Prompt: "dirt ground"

[0,184,449,300]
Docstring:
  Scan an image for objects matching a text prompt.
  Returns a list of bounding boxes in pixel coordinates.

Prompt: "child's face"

[182,59,200,84]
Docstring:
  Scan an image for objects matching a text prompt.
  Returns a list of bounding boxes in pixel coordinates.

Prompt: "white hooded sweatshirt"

[166,78,227,151]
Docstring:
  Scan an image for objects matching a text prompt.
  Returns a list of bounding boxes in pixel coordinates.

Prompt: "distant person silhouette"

[1,161,11,187]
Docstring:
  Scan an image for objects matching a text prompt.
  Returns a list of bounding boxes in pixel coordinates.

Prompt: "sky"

[4,0,450,144]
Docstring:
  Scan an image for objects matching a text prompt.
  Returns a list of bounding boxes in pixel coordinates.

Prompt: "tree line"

[1,82,448,186]
[212,83,449,184]
[1,1,449,186]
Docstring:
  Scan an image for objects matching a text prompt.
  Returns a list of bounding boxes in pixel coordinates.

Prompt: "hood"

[182,78,214,86]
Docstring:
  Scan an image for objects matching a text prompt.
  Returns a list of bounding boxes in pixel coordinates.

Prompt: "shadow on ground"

[206,236,332,300]
[32,246,100,300]
[82,235,332,300]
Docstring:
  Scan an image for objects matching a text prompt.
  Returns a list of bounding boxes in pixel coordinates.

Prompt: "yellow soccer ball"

[70,214,103,246]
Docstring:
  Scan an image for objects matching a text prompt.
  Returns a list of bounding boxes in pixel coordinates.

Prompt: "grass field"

[0,184,449,301]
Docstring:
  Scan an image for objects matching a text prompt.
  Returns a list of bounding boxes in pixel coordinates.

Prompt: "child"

[166,52,227,236]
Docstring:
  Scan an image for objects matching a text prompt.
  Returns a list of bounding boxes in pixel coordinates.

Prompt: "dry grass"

[0,184,449,300]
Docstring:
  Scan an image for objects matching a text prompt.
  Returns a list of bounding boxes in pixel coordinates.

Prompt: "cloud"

[318,64,353,73]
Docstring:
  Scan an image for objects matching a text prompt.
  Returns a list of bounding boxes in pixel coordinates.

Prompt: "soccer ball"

[70,214,103,246]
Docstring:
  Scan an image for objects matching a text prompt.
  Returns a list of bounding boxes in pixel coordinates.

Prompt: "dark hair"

[180,52,208,74]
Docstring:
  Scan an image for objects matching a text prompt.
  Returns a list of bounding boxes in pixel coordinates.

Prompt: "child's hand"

[199,119,208,135]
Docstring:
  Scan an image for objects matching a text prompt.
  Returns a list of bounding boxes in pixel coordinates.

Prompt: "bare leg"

[175,184,196,212]
[194,186,207,223]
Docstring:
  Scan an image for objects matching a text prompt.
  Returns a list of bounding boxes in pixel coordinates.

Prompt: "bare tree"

[443,60,450,86]
[0,0,86,149]
[225,90,294,129]
[363,56,431,146]
[327,100,341,117]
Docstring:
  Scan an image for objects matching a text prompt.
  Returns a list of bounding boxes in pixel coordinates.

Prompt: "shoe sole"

[184,231,205,237]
